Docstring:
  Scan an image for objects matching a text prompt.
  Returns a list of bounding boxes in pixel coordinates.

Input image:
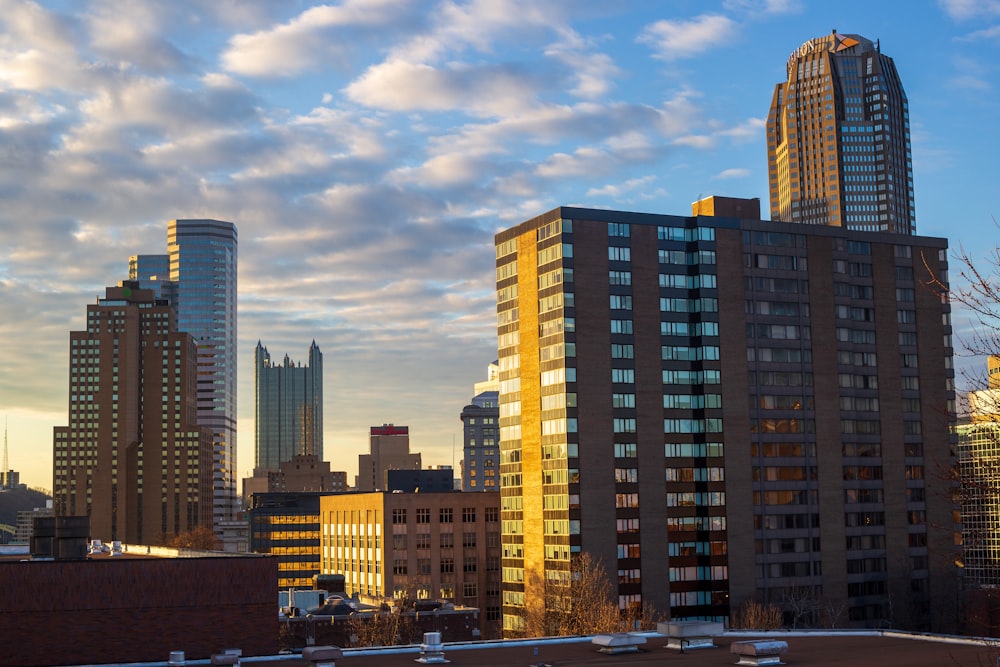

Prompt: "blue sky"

[1,0,998,491]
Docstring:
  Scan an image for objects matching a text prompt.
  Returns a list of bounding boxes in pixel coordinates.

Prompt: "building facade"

[356,425,422,492]
[460,384,499,492]
[319,491,501,637]
[957,358,1000,587]
[129,221,239,528]
[255,341,324,472]
[767,31,915,234]
[53,283,213,543]
[243,454,348,503]
[495,204,956,634]
[168,219,239,527]
[248,491,327,590]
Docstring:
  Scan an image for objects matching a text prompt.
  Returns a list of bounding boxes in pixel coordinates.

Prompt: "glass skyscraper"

[254,340,324,472]
[766,31,915,234]
[167,219,238,527]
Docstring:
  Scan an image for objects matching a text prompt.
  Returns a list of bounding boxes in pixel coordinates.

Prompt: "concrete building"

[356,425,421,492]
[255,341,324,472]
[319,491,501,638]
[495,202,956,634]
[53,282,214,543]
[767,32,915,234]
[460,365,500,491]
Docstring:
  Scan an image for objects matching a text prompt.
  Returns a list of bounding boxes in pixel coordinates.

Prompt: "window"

[440,558,455,574]
[440,508,453,523]
[609,270,632,286]
[416,508,431,524]
[611,344,634,359]
[416,533,431,549]
[612,393,635,408]
[612,368,635,384]
[392,509,407,524]
[610,295,633,310]
[608,222,630,237]
[440,532,454,548]
[609,247,631,262]
[611,319,633,334]
[464,557,478,573]
[463,507,477,522]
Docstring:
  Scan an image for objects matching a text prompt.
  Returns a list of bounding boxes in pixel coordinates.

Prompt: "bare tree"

[733,598,783,630]
[519,552,657,637]
[345,607,416,648]
[164,525,221,550]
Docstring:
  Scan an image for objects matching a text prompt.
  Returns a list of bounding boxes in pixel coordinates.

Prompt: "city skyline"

[1,1,998,489]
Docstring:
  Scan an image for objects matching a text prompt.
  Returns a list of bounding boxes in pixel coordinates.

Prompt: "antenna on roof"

[2,415,8,475]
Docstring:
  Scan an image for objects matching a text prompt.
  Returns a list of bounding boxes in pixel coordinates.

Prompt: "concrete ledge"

[730,640,788,666]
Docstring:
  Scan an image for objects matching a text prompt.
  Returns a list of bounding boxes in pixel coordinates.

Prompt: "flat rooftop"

[244,632,997,667]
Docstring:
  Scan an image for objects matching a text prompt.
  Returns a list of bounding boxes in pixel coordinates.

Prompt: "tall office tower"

[766,31,915,234]
[53,282,213,542]
[355,424,422,492]
[461,363,500,491]
[495,201,956,635]
[167,219,238,527]
[254,341,324,472]
[957,357,1000,587]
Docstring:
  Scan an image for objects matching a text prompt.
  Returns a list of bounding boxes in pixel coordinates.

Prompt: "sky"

[1,0,999,493]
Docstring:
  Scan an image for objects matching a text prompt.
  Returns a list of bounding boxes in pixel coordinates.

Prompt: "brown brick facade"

[0,556,277,667]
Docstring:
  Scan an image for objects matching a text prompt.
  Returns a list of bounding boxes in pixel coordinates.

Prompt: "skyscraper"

[460,363,499,491]
[496,202,956,634]
[766,31,915,234]
[53,282,213,542]
[167,219,238,527]
[254,340,324,472]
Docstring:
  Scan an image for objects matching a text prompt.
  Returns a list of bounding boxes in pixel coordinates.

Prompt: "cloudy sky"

[2,0,999,491]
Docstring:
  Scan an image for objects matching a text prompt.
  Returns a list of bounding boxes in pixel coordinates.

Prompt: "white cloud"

[937,0,1000,20]
[637,14,738,60]
[345,59,542,117]
[713,167,750,179]
[722,0,802,15]
[222,0,415,77]
[84,2,191,74]
[586,175,656,198]
[544,30,622,99]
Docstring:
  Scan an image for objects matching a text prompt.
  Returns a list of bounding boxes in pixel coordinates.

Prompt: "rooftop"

[171,632,997,667]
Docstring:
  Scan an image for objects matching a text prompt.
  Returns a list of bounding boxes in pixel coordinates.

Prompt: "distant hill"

[0,487,51,533]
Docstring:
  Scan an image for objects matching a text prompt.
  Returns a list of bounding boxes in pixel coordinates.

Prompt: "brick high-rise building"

[495,201,956,634]
[767,32,915,234]
[53,282,213,543]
